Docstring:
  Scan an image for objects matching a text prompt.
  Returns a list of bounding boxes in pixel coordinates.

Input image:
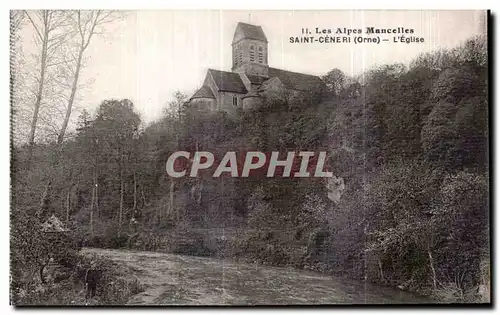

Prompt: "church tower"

[231,22,269,77]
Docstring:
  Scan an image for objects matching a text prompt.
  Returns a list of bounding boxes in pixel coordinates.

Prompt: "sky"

[19,10,486,124]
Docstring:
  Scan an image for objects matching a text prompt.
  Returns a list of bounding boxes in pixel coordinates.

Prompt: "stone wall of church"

[217,91,243,116]
[233,62,269,78]
[232,38,269,77]
[190,98,216,112]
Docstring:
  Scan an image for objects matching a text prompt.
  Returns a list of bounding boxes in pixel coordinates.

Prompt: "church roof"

[246,74,269,85]
[191,85,215,99]
[268,67,325,92]
[202,67,324,95]
[208,69,248,93]
[233,22,268,43]
[242,90,261,99]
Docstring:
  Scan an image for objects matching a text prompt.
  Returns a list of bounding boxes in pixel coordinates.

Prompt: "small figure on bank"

[85,261,101,302]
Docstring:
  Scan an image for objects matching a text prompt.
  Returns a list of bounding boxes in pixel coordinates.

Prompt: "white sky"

[19,10,486,123]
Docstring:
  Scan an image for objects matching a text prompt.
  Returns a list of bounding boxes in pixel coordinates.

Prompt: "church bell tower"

[231,22,269,77]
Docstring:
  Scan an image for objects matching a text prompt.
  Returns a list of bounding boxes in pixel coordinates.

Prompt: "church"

[189,22,326,115]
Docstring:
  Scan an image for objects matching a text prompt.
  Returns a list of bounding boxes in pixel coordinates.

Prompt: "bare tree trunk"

[95,177,99,218]
[141,186,147,207]
[93,141,99,218]
[93,163,99,218]
[27,16,49,161]
[169,180,175,220]
[378,258,384,282]
[66,186,71,223]
[57,46,83,144]
[39,263,47,284]
[197,181,203,205]
[90,180,95,237]
[59,10,121,144]
[428,246,437,290]
[37,181,51,219]
[119,155,124,233]
[133,170,137,211]
[24,11,71,220]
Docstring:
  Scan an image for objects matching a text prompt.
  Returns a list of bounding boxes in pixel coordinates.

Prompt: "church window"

[232,96,238,106]
[250,45,255,62]
[233,47,238,66]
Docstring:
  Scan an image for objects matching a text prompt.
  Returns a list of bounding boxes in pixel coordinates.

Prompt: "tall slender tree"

[24,10,69,160]
[57,10,122,145]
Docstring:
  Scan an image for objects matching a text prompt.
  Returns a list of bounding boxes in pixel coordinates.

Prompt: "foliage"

[12,251,144,305]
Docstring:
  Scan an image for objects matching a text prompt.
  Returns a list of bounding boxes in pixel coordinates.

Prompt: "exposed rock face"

[326,176,345,203]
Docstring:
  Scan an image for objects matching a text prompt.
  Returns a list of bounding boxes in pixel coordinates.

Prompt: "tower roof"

[233,22,268,44]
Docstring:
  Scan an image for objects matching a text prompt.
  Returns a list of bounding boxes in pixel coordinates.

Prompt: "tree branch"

[24,11,43,41]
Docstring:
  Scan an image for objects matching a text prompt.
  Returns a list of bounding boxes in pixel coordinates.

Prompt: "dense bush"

[12,251,144,305]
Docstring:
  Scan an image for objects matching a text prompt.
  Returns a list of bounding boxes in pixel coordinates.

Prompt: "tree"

[364,160,441,288]
[74,110,97,233]
[10,11,26,147]
[91,99,141,232]
[434,171,489,290]
[57,10,123,145]
[24,10,70,160]
[322,68,346,96]
[421,96,487,170]
[164,92,188,220]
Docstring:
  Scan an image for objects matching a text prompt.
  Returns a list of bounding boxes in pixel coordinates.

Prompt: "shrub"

[12,252,145,305]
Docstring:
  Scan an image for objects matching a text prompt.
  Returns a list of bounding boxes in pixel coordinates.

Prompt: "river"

[84,248,432,305]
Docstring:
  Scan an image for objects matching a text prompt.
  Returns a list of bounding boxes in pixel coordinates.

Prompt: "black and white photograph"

[9,9,490,306]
